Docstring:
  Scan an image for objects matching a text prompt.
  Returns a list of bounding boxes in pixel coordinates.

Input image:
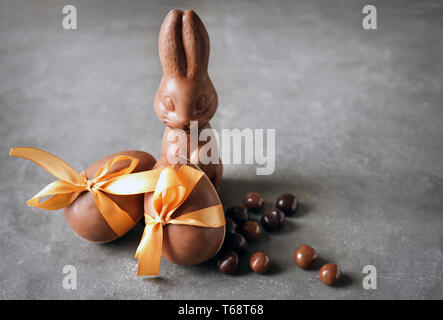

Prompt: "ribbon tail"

[9,147,84,185]
[28,191,83,210]
[135,222,163,276]
[91,190,137,237]
[26,180,85,210]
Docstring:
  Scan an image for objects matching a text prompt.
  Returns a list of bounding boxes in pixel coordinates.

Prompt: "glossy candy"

[276,193,298,216]
[217,251,239,275]
[294,244,317,269]
[226,217,239,234]
[225,205,248,226]
[319,263,342,285]
[243,192,264,213]
[241,221,262,242]
[260,208,286,232]
[225,232,249,256]
[249,252,271,274]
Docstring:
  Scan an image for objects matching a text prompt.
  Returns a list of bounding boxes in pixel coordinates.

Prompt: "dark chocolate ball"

[217,251,239,275]
[276,193,298,216]
[260,208,286,232]
[249,252,271,274]
[319,263,341,285]
[294,244,317,269]
[243,192,264,213]
[225,205,248,225]
[225,217,239,234]
[241,221,262,242]
[225,232,249,256]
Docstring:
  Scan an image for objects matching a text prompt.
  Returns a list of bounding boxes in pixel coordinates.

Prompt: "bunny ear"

[159,9,187,77]
[182,10,210,78]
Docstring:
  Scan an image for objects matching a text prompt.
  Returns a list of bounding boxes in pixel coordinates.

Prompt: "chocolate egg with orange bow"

[64,150,156,243]
[143,163,226,266]
[10,147,156,244]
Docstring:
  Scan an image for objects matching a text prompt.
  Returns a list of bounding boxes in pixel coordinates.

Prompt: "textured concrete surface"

[1,0,442,299]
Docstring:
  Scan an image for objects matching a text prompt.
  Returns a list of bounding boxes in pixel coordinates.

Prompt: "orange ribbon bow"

[9,147,162,237]
[135,165,225,276]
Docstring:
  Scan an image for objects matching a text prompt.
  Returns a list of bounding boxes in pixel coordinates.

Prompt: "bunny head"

[154,9,218,130]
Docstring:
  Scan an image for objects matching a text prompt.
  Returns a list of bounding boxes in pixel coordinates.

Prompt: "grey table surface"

[1,0,442,300]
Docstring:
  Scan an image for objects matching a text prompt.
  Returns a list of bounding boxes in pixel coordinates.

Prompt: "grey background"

[0,0,442,299]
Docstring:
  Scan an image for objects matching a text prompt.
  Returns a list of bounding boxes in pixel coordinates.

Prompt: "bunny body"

[156,122,223,188]
[153,9,222,189]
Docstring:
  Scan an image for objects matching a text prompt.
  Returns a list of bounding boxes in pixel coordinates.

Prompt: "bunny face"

[154,9,218,130]
[154,75,218,130]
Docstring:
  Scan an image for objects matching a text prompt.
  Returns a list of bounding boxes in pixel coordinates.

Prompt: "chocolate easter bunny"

[153,9,222,189]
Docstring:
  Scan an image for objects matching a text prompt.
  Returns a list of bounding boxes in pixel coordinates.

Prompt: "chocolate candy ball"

[294,244,317,269]
[276,193,298,216]
[225,217,239,234]
[243,192,264,213]
[319,263,342,285]
[225,205,248,225]
[225,232,249,256]
[217,251,239,275]
[260,208,286,232]
[242,221,262,242]
[249,252,271,274]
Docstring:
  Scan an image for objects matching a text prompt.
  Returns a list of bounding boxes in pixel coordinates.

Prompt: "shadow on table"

[102,221,145,249]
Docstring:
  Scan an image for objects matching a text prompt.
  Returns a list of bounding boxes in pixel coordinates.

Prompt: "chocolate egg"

[64,150,156,243]
[144,163,225,265]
